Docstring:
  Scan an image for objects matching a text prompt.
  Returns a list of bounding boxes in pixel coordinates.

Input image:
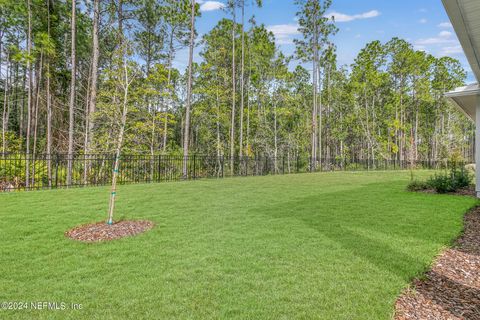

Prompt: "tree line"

[0,0,474,174]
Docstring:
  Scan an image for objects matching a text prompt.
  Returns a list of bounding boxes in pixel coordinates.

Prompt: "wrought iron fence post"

[55,154,59,188]
[193,154,196,180]
[221,155,224,178]
[157,154,161,182]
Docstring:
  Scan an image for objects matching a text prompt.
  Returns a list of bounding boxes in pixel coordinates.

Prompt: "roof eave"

[447,96,474,120]
[445,87,480,98]
[442,0,480,83]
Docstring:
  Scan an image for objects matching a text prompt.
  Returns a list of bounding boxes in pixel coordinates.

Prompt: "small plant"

[407,180,429,192]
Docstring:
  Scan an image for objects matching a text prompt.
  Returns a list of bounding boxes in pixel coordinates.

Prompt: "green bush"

[424,168,472,194]
[450,167,472,190]
[427,173,454,194]
[407,180,429,192]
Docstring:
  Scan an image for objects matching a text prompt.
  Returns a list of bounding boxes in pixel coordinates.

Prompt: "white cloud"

[415,31,455,46]
[438,22,453,28]
[439,30,452,38]
[198,1,225,12]
[440,45,463,55]
[326,10,380,22]
[414,31,464,57]
[267,24,300,45]
[419,18,427,24]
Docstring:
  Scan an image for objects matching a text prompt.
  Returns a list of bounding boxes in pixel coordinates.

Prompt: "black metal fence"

[0,153,465,192]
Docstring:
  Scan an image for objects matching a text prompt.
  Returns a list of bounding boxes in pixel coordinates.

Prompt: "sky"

[173,0,475,83]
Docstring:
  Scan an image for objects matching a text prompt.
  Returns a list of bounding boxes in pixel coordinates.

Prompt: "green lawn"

[0,171,477,319]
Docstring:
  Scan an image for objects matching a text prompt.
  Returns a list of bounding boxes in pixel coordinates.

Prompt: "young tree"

[106,44,138,225]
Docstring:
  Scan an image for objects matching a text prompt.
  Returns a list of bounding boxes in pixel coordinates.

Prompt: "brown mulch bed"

[65,220,154,243]
[419,186,476,197]
[395,207,480,320]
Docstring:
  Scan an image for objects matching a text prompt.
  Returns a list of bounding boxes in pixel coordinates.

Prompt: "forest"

[0,0,475,169]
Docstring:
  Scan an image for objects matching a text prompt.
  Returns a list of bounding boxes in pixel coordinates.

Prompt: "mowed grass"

[0,171,477,319]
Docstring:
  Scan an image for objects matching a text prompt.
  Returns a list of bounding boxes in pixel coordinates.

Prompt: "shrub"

[407,180,429,192]
[425,168,472,194]
[427,173,454,194]
[409,166,473,194]
[450,167,472,190]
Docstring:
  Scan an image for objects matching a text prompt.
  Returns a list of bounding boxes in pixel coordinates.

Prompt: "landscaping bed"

[419,186,476,197]
[65,220,154,242]
[395,207,480,320]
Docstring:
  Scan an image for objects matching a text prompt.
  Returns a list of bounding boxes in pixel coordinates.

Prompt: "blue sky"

[174,0,475,83]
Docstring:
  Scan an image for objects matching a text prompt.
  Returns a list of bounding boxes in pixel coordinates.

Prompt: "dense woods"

[0,0,474,169]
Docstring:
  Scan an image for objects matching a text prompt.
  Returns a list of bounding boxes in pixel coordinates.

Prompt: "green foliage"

[427,172,454,193]
[450,167,472,190]
[406,179,429,192]
[0,0,474,166]
[425,167,472,194]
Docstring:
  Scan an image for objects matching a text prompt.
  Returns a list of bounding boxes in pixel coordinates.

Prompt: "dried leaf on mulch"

[395,207,480,320]
[65,220,154,243]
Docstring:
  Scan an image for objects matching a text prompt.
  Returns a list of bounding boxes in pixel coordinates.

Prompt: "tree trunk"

[317,65,322,166]
[229,4,236,175]
[2,53,9,154]
[239,0,245,158]
[67,0,77,186]
[32,52,43,156]
[182,0,196,178]
[85,0,100,156]
[46,0,52,188]
[246,24,252,155]
[163,32,175,153]
[107,57,132,225]
[311,46,317,169]
[31,53,43,187]
[25,0,33,188]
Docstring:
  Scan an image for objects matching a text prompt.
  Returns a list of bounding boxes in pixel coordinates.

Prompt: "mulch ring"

[395,207,480,320]
[65,220,154,243]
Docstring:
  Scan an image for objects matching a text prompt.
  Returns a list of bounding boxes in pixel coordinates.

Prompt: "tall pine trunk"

[31,53,43,186]
[25,0,32,188]
[85,0,100,164]
[46,0,52,188]
[182,0,196,178]
[229,5,237,175]
[163,33,175,153]
[1,53,9,154]
[67,0,77,186]
[239,1,245,158]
